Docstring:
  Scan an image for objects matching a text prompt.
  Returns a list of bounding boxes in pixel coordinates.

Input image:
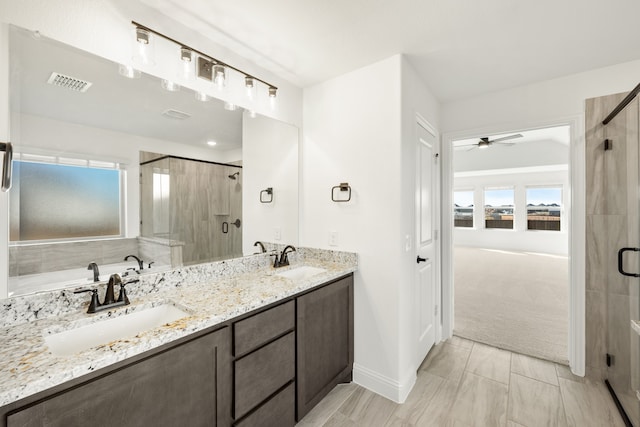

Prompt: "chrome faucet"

[124,254,144,270]
[254,241,267,253]
[87,262,100,282]
[74,273,139,314]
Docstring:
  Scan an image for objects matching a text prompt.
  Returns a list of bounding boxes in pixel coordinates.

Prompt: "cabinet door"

[8,327,232,427]
[296,275,354,420]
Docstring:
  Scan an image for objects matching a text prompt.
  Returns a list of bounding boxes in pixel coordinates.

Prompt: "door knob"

[417,256,428,263]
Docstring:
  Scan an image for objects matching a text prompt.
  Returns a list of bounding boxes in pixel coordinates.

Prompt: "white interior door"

[416,122,439,365]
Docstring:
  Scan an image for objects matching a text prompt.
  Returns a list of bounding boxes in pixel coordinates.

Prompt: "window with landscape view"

[454,190,474,227]
[484,188,514,229]
[526,187,562,231]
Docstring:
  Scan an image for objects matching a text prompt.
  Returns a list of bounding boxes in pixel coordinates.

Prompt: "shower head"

[228,172,240,180]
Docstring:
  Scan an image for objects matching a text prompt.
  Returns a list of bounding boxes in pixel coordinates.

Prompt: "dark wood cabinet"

[1,273,354,427]
[232,301,296,426]
[296,275,354,420]
[5,326,232,427]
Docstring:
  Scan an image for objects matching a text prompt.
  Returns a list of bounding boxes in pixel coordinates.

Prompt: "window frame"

[453,188,475,229]
[525,185,563,232]
[483,186,515,230]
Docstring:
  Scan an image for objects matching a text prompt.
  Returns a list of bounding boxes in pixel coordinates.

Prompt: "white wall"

[442,59,640,134]
[454,167,569,255]
[302,54,441,402]
[302,55,404,401]
[242,112,299,254]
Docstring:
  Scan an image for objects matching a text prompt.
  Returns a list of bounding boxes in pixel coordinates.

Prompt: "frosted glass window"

[454,190,474,228]
[527,187,562,231]
[10,161,121,241]
[484,188,514,229]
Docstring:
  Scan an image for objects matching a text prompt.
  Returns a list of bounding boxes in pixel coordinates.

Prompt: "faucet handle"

[74,289,100,313]
[117,279,139,304]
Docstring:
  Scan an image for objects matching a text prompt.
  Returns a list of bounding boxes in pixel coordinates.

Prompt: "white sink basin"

[276,266,326,281]
[44,304,191,356]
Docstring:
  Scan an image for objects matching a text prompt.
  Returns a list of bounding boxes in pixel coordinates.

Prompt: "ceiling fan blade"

[489,133,523,143]
[454,142,479,147]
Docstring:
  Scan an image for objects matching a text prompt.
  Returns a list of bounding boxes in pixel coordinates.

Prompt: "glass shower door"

[607,96,640,426]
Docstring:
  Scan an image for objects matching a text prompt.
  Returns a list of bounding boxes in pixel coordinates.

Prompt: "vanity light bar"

[131,21,278,98]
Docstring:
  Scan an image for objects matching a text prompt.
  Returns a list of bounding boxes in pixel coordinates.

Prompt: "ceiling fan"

[455,134,524,151]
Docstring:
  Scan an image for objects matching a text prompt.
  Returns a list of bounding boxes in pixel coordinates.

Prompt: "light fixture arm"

[131,21,277,94]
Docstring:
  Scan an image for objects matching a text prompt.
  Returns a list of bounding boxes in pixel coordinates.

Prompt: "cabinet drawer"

[234,300,294,355]
[235,332,295,419]
[235,382,295,427]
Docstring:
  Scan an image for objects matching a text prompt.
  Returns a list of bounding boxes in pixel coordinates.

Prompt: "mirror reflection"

[7,25,298,297]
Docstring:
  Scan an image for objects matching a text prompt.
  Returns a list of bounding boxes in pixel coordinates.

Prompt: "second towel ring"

[331,182,351,202]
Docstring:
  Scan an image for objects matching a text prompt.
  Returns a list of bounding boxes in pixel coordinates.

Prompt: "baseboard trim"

[352,363,416,403]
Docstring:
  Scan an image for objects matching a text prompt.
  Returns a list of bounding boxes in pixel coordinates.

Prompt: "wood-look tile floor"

[296,337,625,427]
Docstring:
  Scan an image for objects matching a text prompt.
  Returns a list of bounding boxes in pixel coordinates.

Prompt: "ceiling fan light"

[478,141,490,149]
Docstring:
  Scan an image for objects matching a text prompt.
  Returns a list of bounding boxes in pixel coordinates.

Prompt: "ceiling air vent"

[162,109,191,120]
[47,72,93,93]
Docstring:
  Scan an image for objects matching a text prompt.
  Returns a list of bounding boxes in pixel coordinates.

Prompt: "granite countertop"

[0,250,357,408]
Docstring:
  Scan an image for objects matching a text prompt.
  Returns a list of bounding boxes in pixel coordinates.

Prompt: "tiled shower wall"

[585,92,640,387]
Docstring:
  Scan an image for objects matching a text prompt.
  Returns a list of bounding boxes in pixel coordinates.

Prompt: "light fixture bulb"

[207,140,217,146]
[118,64,141,79]
[268,86,277,98]
[161,79,180,92]
[224,102,238,111]
[213,64,226,90]
[132,27,155,65]
[195,91,209,102]
[180,47,192,62]
[179,47,194,81]
[245,76,256,99]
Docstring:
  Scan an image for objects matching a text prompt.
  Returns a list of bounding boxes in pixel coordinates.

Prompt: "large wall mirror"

[7,25,299,297]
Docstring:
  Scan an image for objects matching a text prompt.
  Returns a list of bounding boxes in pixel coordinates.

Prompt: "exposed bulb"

[132,27,155,65]
[245,76,256,99]
[179,47,193,81]
[213,65,226,90]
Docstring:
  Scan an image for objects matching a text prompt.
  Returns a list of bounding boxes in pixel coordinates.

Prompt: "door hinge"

[606,353,613,367]
[434,153,439,163]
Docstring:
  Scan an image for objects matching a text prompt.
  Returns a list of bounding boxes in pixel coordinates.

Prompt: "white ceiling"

[139,0,640,102]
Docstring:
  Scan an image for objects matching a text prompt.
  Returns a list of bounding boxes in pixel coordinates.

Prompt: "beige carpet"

[454,246,569,363]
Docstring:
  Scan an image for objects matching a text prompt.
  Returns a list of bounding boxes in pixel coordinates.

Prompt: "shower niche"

[140,151,242,266]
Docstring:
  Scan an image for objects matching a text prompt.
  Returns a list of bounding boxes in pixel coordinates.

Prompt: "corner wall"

[302,55,405,401]
[301,54,441,402]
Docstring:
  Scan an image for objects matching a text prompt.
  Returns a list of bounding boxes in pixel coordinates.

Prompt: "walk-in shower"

[587,86,640,426]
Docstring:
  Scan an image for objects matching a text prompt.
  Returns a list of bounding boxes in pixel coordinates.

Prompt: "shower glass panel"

[605,96,640,426]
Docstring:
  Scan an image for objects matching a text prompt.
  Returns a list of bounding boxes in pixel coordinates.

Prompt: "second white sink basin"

[276,266,326,281]
[44,304,191,356]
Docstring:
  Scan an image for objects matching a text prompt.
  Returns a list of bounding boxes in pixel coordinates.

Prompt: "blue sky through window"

[454,191,474,207]
[526,187,561,206]
[485,189,514,207]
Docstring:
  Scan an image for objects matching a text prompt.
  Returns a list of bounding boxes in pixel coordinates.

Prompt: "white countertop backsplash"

[0,247,357,407]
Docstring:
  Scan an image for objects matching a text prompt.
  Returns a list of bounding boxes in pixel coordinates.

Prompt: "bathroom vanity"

[0,249,356,427]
